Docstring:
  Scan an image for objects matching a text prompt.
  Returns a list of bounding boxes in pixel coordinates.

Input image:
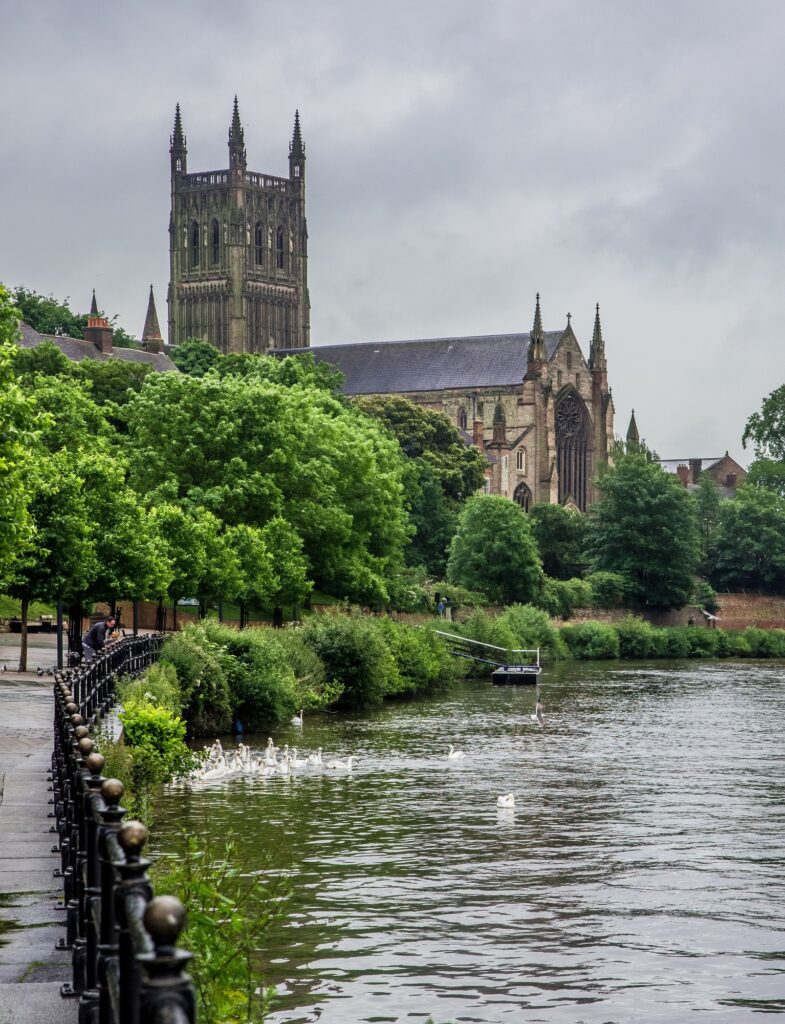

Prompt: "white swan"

[447,744,466,759]
[276,754,291,776]
[291,709,304,726]
[531,701,544,727]
[290,747,309,769]
[497,793,515,808]
[307,747,323,766]
[325,755,355,771]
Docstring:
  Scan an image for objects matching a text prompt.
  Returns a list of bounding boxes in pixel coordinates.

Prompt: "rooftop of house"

[278,330,568,395]
[16,321,177,373]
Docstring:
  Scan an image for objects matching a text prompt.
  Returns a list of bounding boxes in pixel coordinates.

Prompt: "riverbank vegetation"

[6,282,785,674]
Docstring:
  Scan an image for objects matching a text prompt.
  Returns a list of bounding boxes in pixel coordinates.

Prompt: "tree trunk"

[172,599,178,632]
[18,596,29,672]
[133,601,139,636]
[218,600,223,623]
[56,600,64,670]
[239,600,246,630]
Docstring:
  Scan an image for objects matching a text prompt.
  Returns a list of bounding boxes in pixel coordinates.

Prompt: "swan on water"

[496,793,515,808]
[307,747,323,766]
[290,748,309,769]
[531,701,544,727]
[291,709,304,726]
[447,744,466,759]
[325,755,355,771]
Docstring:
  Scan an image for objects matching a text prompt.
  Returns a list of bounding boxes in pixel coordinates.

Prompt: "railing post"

[79,751,107,1024]
[97,779,126,1024]
[138,897,195,1024]
[115,822,153,1024]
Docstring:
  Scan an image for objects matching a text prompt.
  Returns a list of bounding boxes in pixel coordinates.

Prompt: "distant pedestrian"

[687,616,695,627]
[82,615,116,664]
[437,599,446,618]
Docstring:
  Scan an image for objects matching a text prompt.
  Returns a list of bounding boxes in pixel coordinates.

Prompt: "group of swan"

[189,738,355,782]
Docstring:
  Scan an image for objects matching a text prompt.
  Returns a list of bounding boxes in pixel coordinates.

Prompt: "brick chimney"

[676,464,690,487]
[83,290,113,354]
[473,419,484,449]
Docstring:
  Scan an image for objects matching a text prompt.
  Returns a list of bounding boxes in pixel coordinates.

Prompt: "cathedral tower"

[168,100,310,353]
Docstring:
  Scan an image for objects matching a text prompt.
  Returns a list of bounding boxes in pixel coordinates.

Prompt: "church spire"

[589,302,606,371]
[228,95,246,169]
[89,289,99,317]
[290,109,305,158]
[626,409,640,446]
[528,292,546,362]
[142,285,163,351]
[170,103,187,174]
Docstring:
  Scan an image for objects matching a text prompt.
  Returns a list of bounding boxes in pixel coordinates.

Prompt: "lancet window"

[555,390,590,511]
[513,482,532,511]
[190,221,200,269]
[254,222,264,265]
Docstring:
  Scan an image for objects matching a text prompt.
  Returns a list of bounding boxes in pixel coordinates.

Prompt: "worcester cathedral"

[168,100,615,512]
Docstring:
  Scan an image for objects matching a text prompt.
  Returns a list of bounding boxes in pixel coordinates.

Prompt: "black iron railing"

[51,633,196,1024]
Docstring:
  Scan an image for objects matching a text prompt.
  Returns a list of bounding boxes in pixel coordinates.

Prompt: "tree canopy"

[587,454,700,609]
[743,384,785,497]
[447,495,543,604]
[706,485,785,593]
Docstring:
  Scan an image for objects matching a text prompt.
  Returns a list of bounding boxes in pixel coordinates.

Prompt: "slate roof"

[280,331,566,395]
[16,322,177,373]
[658,458,725,475]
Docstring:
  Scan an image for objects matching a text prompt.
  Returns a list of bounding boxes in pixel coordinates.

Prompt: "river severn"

[156,660,785,1023]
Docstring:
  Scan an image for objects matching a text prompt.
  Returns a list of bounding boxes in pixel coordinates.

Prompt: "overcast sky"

[2,0,784,462]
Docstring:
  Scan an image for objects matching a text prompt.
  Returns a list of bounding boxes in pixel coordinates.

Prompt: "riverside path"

[0,662,76,1024]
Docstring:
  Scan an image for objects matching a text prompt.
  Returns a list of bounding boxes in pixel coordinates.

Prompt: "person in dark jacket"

[82,615,116,664]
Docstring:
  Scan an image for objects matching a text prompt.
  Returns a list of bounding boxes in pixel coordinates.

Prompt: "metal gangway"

[434,631,541,684]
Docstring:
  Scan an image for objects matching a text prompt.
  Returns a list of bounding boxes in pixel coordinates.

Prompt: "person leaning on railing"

[81,614,116,664]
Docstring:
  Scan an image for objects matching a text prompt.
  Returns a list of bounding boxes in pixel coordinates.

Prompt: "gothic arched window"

[457,407,468,430]
[492,401,506,443]
[555,390,591,512]
[211,220,220,265]
[276,227,285,269]
[513,482,532,511]
[254,222,264,265]
[516,448,526,473]
[190,221,200,269]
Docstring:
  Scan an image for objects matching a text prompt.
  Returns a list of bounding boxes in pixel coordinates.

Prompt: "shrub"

[661,627,691,658]
[160,628,232,735]
[301,612,397,709]
[740,627,785,658]
[713,629,737,658]
[648,628,670,658]
[118,662,183,713]
[273,629,344,710]
[560,621,619,660]
[375,619,455,696]
[458,610,518,658]
[198,620,299,730]
[540,577,593,619]
[587,571,630,609]
[120,702,198,782]
[614,616,656,659]
[153,834,291,1023]
[693,580,718,614]
[499,604,566,659]
[684,627,718,658]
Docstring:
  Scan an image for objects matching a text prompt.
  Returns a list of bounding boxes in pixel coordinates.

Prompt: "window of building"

[516,448,526,473]
[190,221,200,269]
[458,407,468,430]
[211,220,220,265]
[513,482,532,511]
[276,227,285,269]
[566,352,572,371]
[557,370,562,387]
[576,372,581,389]
[294,166,300,178]
[254,222,264,265]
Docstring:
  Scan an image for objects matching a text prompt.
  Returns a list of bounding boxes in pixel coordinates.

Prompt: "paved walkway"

[0,673,75,1024]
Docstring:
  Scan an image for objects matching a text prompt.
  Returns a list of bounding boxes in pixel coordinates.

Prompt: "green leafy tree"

[587,454,700,609]
[124,372,409,603]
[0,289,40,582]
[355,395,486,501]
[260,517,312,607]
[12,339,73,378]
[215,350,346,397]
[401,461,458,575]
[706,485,785,592]
[447,495,543,604]
[743,385,785,496]
[9,452,97,670]
[695,473,722,562]
[169,338,221,377]
[224,524,276,615]
[528,502,588,579]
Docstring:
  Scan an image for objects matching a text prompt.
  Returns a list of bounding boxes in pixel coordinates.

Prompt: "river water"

[155,661,785,1023]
